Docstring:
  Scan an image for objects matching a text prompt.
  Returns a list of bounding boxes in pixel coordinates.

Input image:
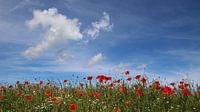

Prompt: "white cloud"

[88,53,104,67]
[87,12,113,38]
[56,52,73,64]
[23,8,83,59]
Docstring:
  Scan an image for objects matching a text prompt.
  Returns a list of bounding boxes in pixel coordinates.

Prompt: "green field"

[0,73,200,112]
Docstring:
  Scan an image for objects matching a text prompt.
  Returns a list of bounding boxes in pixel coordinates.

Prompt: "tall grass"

[0,73,200,112]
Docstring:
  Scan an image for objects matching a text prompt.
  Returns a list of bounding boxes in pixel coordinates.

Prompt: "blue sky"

[1,0,200,83]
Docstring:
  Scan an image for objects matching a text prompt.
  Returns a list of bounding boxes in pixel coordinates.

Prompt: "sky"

[0,0,200,83]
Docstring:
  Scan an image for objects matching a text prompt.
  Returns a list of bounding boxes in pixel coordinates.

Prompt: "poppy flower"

[155,85,161,90]
[136,90,143,95]
[79,83,84,87]
[69,103,77,111]
[135,74,141,80]
[50,97,56,101]
[88,93,93,97]
[124,70,130,75]
[16,92,22,96]
[57,99,63,104]
[125,100,129,105]
[45,91,51,96]
[8,85,13,88]
[127,77,132,81]
[170,82,175,86]
[180,81,184,84]
[0,95,4,100]
[94,92,100,97]
[141,78,146,83]
[79,92,84,97]
[39,81,43,85]
[24,81,29,85]
[64,80,68,83]
[25,95,32,101]
[16,81,20,84]
[161,86,173,95]
[154,81,160,85]
[110,83,114,88]
[115,79,120,83]
[184,83,189,87]
[198,91,200,96]
[178,85,185,89]
[119,87,125,93]
[182,89,190,96]
[117,109,122,112]
[60,90,65,95]
[87,76,93,81]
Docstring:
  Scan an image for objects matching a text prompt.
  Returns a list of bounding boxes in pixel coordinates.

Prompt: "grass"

[0,72,200,112]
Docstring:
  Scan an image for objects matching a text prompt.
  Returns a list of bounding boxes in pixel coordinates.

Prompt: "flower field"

[0,71,200,112]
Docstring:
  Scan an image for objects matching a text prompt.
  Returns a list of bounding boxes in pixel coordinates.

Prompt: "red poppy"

[50,97,56,101]
[115,79,120,83]
[24,81,29,85]
[79,83,84,87]
[178,85,185,89]
[127,77,132,81]
[119,87,125,93]
[8,85,13,88]
[117,109,122,112]
[170,82,175,86]
[198,91,200,96]
[125,100,129,105]
[16,81,20,84]
[79,92,84,97]
[57,99,63,104]
[0,95,4,100]
[184,83,189,87]
[45,91,51,96]
[25,95,32,101]
[94,92,100,97]
[60,90,65,95]
[39,81,43,85]
[136,90,143,95]
[88,93,93,97]
[182,89,190,96]
[110,83,114,88]
[180,81,184,84]
[155,85,161,90]
[16,92,22,96]
[161,86,173,95]
[135,74,141,80]
[141,78,146,83]
[73,89,79,93]
[154,81,160,85]
[64,80,68,83]
[124,70,130,75]
[69,103,77,111]
[87,76,93,81]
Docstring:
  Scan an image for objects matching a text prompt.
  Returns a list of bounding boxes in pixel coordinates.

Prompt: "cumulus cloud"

[23,8,83,59]
[88,53,104,67]
[87,12,113,38]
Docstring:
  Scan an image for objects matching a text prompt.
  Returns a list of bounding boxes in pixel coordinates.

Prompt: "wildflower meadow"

[0,70,200,112]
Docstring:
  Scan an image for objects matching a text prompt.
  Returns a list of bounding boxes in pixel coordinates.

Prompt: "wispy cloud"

[88,53,104,67]
[163,49,200,62]
[56,52,73,64]
[87,12,113,38]
[11,0,43,12]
